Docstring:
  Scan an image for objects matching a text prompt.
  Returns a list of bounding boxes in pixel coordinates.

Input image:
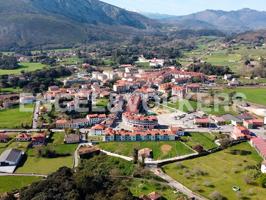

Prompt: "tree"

[193,145,205,153]
[219,138,231,149]
[133,148,138,164]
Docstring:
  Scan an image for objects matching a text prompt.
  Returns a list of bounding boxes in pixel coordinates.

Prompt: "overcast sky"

[101,0,266,15]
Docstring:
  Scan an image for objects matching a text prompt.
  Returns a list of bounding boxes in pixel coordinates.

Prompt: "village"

[1,51,266,199]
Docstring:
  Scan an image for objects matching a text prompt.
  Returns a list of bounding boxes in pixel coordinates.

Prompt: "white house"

[261,160,266,173]
[20,95,35,104]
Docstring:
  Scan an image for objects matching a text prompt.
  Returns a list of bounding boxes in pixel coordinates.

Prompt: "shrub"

[209,191,227,200]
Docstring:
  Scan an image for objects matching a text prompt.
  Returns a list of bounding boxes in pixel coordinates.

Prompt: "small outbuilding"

[0,149,24,173]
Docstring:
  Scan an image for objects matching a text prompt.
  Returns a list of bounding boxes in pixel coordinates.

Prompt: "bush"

[209,191,227,200]
[193,145,205,153]
[203,180,215,188]
[260,176,266,188]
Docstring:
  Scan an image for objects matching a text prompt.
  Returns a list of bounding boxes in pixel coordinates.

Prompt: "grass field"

[16,132,77,175]
[47,132,77,154]
[203,51,242,72]
[0,176,42,194]
[0,104,34,128]
[60,56,82,65]
[96,98,109,107]
[0,87,23,93]
[224,87,266,106]
[98,141,194,160]
[168,100,197,113]
[182,132,218,150]
[0,62,47,75]
[168,99,236,116]
[129,179,186,200]
[16,153,74,175]
[162,143,266,200]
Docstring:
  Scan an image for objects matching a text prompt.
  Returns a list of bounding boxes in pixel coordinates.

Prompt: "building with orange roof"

[172,86,186,99]
[243,118,264,129]
[86,114,107,126]
[231,126,250,140]
[90,124,106,136]
[16,133,31,142]
[122,112,158,129]
[31,132,46,146]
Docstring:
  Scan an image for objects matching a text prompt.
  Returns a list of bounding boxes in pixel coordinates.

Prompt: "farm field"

[0,104,34,129]
[224,87,266,106]
[181,132,218,150]
[16,152,74,175]
[97,141,194,160]
[162,143,266,200]
[0,62,47,75]
[0,176,42,194]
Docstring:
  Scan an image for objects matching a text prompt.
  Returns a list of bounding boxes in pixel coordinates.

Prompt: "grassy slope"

[163,143,266,200]
[0,176,42,194]
[98,141,194,160]
[182,132,218,150]
[0,104,34,129]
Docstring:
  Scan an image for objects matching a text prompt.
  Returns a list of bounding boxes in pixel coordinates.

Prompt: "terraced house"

[103,128,177,142]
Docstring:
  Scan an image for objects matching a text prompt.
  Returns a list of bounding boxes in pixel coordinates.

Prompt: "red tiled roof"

[195,118,210,124]
[251,137,266,158]
[123,112,158,122]
[16,133,31,139]
[105,128,175,137]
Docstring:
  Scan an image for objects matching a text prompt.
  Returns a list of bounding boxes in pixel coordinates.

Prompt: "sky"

[101,0,266,15]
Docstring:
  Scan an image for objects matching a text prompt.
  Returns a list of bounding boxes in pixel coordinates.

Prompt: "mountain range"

[0,0,157,50]
[148,8,266,32]
[0,0,266,50]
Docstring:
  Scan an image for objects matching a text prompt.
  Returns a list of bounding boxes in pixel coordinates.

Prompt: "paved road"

[145,152,198,166]
[32,101,40,129]
[150,168,207,200]
[0,129,65,133]
[0,173,47,178]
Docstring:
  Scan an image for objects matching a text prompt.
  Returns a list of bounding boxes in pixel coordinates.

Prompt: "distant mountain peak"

[0,0,158,49]
[159,8,266,33]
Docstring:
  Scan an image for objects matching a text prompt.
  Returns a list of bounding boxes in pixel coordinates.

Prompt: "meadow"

[162,143,266,200]
[0,104,34,129]
[97,141,194,160]
[181,132,218,150]
[224,87,266,106]
[0,62,47,75]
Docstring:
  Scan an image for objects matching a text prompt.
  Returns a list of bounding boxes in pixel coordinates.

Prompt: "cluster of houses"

[194,113,264,131]
[56,114,108,129]
[112,66,204,95]
[0,132,47,173]
[0,132,47,147]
